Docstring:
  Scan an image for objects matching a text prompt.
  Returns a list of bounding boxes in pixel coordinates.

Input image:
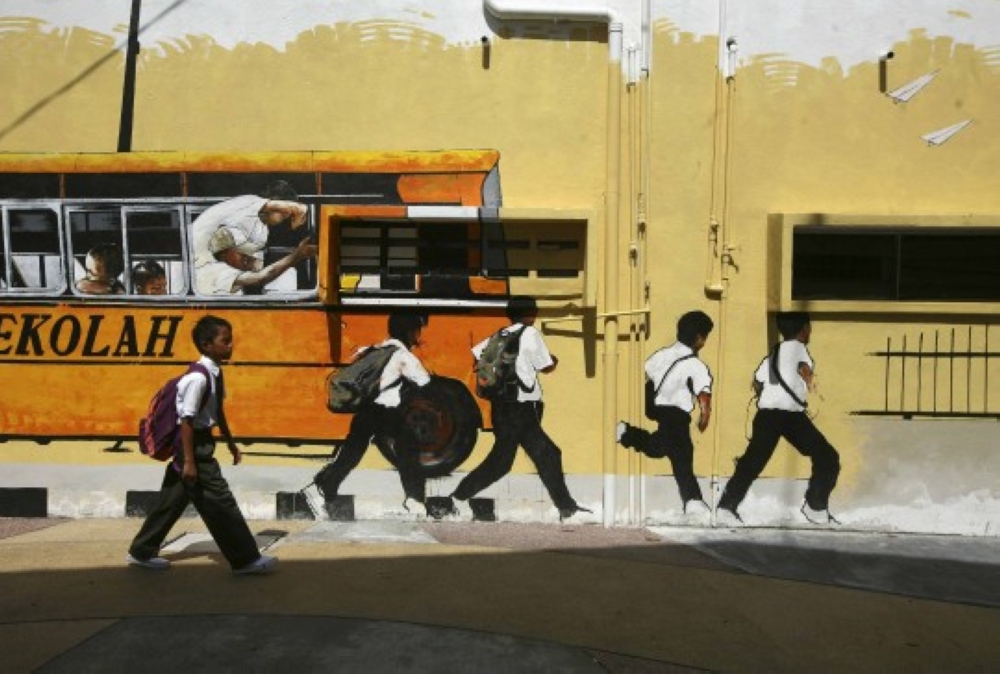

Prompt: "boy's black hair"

[131,260,166,290]
[87,242,125,279]
[676,310,714,347]
[506,295,538,322]
[388,312,425,347]
[192,315,232,352]
[776,311,811,340]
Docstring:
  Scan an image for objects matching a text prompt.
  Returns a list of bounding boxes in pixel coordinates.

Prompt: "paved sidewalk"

[1,518,998,672]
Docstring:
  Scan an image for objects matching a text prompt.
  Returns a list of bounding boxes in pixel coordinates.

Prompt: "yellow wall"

[2,7,999,528]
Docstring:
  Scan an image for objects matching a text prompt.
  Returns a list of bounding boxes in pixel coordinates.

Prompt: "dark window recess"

[793,227,1000,301]
[0,173,61,199]
[319,173,402,204]
[186,173,317,199]
[3,208,62,290]
[64,173,182,198]
[126,211,182,256]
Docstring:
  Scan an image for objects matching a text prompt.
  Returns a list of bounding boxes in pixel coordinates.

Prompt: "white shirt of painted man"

[644,341,713,414]
[366,338,431,408]
[175,355,222,430]
[754,339,812,412]
[195,260,246,296]
[191,195,269,268]
[472,324,550,403]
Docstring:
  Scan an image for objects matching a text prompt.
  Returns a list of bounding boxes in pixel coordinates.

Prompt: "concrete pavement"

[1,517,998,672]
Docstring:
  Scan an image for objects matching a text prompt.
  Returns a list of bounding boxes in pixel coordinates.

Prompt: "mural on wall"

[303,295,589,522]
[854,325,999,420]
[0,150,514,458]
[617,311,715,520]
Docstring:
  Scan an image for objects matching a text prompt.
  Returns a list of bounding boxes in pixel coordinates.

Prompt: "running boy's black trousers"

[129,433,260,569]
[453,400,577,511]
[719,409,840,512]
[626,406,703,504]
[315,404,426,503]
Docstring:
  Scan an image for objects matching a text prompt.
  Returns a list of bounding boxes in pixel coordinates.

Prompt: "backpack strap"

[187,362,213,412]
[652,352,697,399]
[376,345,405,395]
[769,343,808,408]
[503,325,535,394]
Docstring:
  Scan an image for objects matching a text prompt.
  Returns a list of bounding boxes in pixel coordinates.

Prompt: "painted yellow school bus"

[0,150,592,476]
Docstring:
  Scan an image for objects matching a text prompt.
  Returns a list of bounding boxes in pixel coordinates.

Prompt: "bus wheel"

[402,376,482,478]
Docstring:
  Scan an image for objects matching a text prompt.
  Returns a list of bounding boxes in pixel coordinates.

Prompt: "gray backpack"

[474,327,531,401]
[326,345,400,413]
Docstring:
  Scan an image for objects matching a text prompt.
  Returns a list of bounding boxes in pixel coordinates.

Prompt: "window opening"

[1,206,63,293]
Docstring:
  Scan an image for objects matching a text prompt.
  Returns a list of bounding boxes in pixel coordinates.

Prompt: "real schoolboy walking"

[617,310,714,515]
[717,311,841,525]
[127,315,276,574]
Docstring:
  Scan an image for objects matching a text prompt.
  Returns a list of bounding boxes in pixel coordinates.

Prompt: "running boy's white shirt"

[472,324,551,402]
[754,339,813,412]
[175,355,221,429]
[369,338,431,408]
[644,342,713,413]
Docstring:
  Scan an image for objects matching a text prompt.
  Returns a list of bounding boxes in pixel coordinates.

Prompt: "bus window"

[124,208,187,296]
[188,199,319,299]
[338,219,485,298]
[0,206,64,294]
[67,208,127,296]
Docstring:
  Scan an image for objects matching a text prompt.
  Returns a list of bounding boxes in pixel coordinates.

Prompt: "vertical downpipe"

[602,22,624,527]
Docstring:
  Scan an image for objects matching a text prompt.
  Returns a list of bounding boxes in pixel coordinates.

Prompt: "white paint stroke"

[0,0,997,71]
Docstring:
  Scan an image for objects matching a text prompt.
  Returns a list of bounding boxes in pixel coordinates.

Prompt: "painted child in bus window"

[131,260,168,295]
[190,181,309,271]
[196,226,317,295]
[75,243,126,295]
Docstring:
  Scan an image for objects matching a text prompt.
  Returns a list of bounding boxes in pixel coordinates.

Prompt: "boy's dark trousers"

[719,409,840,512]
[129,431,260,569]
[453,400,577,511]
[315,404,426,502]
[627,406,703,504]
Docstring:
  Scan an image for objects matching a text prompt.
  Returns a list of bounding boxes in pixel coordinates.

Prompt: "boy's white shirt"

[754,339,813,412]
[365,338,431,408]
[644,341,713,413]
[472,323,551,402]
[175,355,221,429]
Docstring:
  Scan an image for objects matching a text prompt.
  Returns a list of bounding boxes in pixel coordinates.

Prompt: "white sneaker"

[714,507,743,528]
[684,499,711,516]
[801,503,833,524]
[127,553,171,570]
[301,484,329,521]
[234,555,278,575]
[616,421,627,443]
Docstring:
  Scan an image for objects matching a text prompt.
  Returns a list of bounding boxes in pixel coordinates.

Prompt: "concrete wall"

[1,0,998,534]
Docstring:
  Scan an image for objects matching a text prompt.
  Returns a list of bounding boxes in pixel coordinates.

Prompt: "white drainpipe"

[484,0,624,526]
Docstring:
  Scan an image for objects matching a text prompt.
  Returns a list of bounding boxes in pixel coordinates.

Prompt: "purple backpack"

[138,363,211,461]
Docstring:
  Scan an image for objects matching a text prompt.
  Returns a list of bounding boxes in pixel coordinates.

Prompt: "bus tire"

[401,375,482,478]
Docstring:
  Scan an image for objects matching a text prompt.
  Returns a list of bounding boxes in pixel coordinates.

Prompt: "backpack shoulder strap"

[653,353,697,397]
[186,362,213,411]
[769,343,807,408]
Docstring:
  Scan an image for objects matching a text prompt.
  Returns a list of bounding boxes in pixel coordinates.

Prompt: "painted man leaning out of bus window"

[190,182,309,271]
[196,226,317,295]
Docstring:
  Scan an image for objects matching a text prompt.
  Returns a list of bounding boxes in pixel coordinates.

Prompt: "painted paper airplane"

[887,70,939,103]
[922,119,973,146]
